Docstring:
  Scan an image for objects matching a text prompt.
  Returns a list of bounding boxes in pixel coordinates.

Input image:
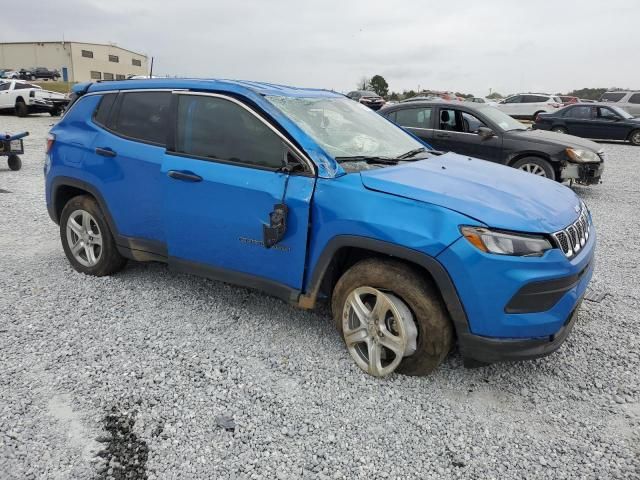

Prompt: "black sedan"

[379,101,604,185]
[534,104,640,146]
[346,90,386,110]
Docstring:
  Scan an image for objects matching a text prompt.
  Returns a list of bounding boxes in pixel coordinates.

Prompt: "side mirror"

[477,127,495,139]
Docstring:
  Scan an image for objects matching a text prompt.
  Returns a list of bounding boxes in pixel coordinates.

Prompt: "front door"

[431,107,502,161]
[584,106,630,140]
[163,92,315,291]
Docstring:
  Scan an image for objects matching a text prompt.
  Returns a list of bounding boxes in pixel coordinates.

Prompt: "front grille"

[552,203,591,258]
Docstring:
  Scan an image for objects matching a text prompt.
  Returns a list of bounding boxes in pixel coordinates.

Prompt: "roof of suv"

[79,78,342,99]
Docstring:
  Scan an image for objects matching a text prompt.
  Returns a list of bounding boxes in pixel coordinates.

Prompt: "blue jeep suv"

[45,79,596,377]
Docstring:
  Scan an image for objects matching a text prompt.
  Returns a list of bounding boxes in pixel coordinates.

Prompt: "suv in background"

[46,79,595,377]
[497,94,563,120]
[346,90,386,110]
[599,91,640,117]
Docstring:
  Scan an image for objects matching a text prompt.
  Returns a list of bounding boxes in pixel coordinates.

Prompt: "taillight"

[46,133,56,154]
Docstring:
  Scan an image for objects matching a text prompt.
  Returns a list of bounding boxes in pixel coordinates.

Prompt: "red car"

[559,96,579,106]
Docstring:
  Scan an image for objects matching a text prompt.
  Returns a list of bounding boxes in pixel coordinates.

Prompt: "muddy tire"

[331,258,453,377]
[8,155,22,171]
[60,195,127,276]
[15,101,28,117]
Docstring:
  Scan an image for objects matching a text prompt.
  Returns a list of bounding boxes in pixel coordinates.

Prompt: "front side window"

[111,91,171,145]
[564,106,592,119]
[14,83,36,90]
[596,107,619,120]
[461,112,487,133]
[503,95,521,104]
[439,109,460,131]
[175,95,284,169]
[394,107,432,129]
[267,96,424,159]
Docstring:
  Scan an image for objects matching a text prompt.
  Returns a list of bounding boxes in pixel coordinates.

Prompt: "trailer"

[0,131,29,171]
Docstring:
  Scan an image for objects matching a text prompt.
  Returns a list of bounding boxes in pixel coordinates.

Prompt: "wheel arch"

[15,96,25,105]
[298,235,470,336]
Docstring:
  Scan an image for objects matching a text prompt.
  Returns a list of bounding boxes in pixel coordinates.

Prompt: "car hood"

[507,129,602,151]
[360,152,581,233]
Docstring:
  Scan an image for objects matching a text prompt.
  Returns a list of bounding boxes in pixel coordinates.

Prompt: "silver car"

[600,91,640,116]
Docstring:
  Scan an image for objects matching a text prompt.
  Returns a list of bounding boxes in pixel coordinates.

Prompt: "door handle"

[436,133,451,138]
[167,170,202,182]
[95,147,116,157]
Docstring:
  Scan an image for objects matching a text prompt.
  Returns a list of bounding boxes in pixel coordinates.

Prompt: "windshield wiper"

[397,147,426,159]
[335,155,399,165]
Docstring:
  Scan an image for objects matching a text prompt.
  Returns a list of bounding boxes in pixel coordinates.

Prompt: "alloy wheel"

[66,209,103,267]
[342,287,418,377]
[518,163,548,177]
[632,132,640,145]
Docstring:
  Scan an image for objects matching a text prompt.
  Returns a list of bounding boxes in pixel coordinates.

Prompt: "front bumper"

[560,162,603,185]
[437,225,595,365]
[458,299,582,364]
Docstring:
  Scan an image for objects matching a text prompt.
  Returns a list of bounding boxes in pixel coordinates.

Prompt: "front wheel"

[512,157,556,180]
[629,130,640,146]
[15,101,28,117]
[332,258,453,377]
[60,195,127,276]
[8,155,21,171]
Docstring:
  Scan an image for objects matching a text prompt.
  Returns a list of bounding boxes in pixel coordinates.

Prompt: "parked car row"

[1,67,61,81]
[45,78,596,377]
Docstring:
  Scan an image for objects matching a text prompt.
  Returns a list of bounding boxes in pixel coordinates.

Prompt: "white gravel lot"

[0,114,638,480]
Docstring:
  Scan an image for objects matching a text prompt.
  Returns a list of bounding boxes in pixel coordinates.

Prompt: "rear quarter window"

[600,92,626,102]
[93,93,118,127]
[628,93,640,104]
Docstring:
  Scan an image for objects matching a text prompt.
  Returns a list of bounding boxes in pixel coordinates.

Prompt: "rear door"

[162,92,316,291]
[88,90,171,246]
[385,106,434,144]
[561,105,592,137]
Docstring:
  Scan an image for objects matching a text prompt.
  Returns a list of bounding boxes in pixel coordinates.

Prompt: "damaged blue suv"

[45,79,595,377]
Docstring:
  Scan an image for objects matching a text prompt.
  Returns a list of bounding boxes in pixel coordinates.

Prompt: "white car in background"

[599,91,640,117]
[496,93,563,120]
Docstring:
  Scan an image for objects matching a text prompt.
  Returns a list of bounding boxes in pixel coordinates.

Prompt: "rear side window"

[93,93,117,127]
[394,107,432,129]
[503,95,521,104]
[175,95,284,169]
[600,92,625,102]
[111,91,171,145]
[564,106,591,119]
[629,93,640,104]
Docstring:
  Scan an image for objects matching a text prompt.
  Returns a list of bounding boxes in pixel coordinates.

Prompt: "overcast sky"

[3,0,639,96]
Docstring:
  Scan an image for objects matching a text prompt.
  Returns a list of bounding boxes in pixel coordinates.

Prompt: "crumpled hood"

[360,152,581,233]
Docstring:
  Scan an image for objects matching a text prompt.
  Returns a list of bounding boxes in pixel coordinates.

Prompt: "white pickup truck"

[0,80,69,117]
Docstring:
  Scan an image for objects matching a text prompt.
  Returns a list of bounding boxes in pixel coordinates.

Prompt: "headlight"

[460,226,553,257]
[566,148,600,163]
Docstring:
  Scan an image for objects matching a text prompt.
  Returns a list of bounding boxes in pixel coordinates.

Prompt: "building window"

[82,50,94,58]
[132,58,142,67]
[116,74,126,80]
[108,55,119,63]
[90,71,102,80]
[103,73,114,80]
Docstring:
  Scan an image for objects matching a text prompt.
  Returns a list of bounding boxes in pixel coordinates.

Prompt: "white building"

[0,41,149,82]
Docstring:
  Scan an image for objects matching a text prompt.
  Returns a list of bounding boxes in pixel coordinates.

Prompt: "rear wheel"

[332,258,453,377]
[512,156,556,180]
[7,155,21,171]
[629,130,640,146]
[60,195,127,276]
[15,101,28,117]
[50,107,61,117]
[551,126,568,134]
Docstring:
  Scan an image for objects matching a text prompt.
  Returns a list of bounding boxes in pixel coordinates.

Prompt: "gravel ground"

[0,114,639,479]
